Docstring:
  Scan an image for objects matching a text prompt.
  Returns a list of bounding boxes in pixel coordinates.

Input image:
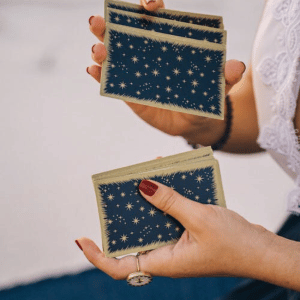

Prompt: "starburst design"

[210,105,216,111]
[196,176,203,183]
[203,91,208,96]
[108,194,114,200]
[126,202,134,210]
[138,238,143,243]
[157,234,162,239]
[110,83,114,87]
[131,56,139,63]
[187,69,194,76]
[120,234,128,242]
[173,68,180,75]
[205,55,212,62]
[127,18,132,23]
[169,28,174,33]
[132,217,140,225]
[166,76,171,80]
[207,199,212,203]
[165,222,172,229]
[114,16,120,22]
[176,55,183,61]
[136,91,141,95]
[111,240,116,245]
[119,82,126,89]
[174,94,179,99]
[135,71,142,78]
[200,72,205,77]
[152,69,159,76]
[148,208,156,216]
[140,206,145,212]
[191,50,196,54]
[116,42,122,48]
[165,86,172,93]
[191,89,196,94]
[157,57,162,61]
[175,227,180,232]
[107,219,113,224]
[181,174,187,180]
[211,80,216,84]
[121,192,126,197]
[192,80,199,87]
[195,195,200,200]
[156,94,160,99]
[161,46,168,52]
[144,40,148,44]
[188,32,192,36]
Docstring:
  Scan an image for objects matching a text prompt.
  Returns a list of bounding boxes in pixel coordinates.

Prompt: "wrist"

[183,95,230,148]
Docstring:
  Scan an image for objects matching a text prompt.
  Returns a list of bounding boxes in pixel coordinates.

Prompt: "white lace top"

[252,0,300,214]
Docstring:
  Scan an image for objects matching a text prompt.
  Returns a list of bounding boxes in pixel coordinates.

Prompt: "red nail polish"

[86,67,90,74]
[75,240,83,251]
[139,180,158,196]
[91,44,96,53]
[89,16,94,25]
[240,61,246,73]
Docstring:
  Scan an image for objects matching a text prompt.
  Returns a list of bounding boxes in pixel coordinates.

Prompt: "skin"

[78,0,300,291]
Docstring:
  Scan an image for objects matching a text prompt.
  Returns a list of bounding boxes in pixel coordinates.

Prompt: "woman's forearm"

[184,63,264,154]
[243,229,300,291]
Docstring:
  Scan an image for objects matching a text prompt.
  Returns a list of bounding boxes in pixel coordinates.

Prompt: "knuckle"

[158,189,177,214]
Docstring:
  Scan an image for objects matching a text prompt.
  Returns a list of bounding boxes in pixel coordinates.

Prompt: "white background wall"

[0,0,294,290]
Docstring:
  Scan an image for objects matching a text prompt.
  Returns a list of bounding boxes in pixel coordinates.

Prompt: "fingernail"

[240,61,246,73]
[139,180,158,196]
[145,0,156,3]
[75,240,83,251]
[89,16,94,25]
[92,44,96,53]
[86,67,90,74]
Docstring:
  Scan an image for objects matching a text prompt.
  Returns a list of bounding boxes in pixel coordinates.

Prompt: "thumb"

[225,59,246,95]
[138,179,198,229]
[140,0,165,11]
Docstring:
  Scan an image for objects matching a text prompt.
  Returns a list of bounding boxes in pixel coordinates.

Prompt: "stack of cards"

[92,147,226,257]
[100,0,227,119]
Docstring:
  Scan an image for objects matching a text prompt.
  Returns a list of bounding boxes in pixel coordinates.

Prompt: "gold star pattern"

[165,222,172,229]
[126,203,134,210]
[132,217,140,225]
[120,234,128,242]
[148,208,156,217]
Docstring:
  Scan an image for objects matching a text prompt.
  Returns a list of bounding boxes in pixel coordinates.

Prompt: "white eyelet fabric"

[252,0,300,213]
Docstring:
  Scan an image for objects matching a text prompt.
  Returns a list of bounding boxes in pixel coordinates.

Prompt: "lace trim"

[256,0,300,214]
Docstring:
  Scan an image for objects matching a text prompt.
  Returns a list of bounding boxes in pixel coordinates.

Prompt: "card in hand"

[105,0,224,29]
[107,8,227,45]
[101,23,226,119]
[92,147,226,257]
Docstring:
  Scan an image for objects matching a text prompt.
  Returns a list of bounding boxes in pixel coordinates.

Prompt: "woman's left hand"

[75,180,274,280]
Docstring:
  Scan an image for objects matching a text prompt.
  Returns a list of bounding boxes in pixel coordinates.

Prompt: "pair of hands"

[77,0,265,281]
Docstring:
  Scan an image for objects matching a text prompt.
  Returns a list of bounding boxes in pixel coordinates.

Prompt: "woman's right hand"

[87,0,246,146]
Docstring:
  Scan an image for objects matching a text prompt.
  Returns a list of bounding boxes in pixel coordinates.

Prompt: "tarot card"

[101,23,226,119]
[107,8,227,45]
[92,148,226,257]
[105,0,224,29]
[92,146,213,181]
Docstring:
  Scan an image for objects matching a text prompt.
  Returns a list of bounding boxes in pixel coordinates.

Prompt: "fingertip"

[141,0,165,11]
[91,43,107,63]
[87,65,101,82]
[224,59,246,86]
